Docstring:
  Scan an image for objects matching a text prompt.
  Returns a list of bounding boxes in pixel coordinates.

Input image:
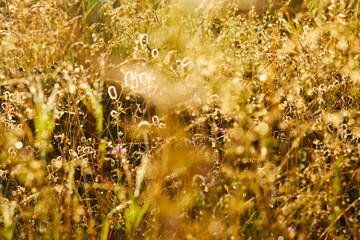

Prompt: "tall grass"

[1,0,360,239]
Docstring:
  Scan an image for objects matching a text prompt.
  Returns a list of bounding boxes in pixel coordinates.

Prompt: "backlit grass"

[1,0,360,239]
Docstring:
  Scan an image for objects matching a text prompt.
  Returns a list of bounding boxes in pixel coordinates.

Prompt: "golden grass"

[1,0,360,239]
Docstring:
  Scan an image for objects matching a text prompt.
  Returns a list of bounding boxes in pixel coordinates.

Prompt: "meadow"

[1,0,360,239]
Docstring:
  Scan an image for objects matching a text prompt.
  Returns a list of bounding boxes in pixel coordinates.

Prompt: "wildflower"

[109,144,127,156]
[219,128,226,135]
[135,228,144,238]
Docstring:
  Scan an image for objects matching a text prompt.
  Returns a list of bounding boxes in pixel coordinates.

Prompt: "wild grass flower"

[108,86,117,99]
[151,48,159,58]
[152,115,160,126]
[140,34,148,47]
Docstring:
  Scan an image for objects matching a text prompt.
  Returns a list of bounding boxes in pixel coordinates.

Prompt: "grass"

[1,0,360,239]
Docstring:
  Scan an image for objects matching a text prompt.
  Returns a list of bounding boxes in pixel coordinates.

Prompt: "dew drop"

[15,142,23,149]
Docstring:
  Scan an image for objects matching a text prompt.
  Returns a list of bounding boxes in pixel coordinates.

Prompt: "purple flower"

[219,128,226,135]
[135,228,144,238]
[109,144,127,156]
